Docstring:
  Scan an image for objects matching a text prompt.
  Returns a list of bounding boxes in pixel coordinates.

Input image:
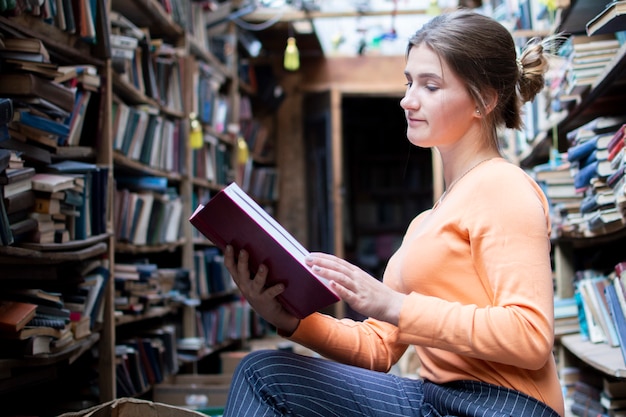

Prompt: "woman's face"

[400,44,478,149]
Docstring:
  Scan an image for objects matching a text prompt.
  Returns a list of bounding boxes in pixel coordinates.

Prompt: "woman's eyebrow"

[404,70,443,80]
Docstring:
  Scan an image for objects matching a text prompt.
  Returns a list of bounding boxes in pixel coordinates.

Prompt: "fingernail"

[258,265,265,273]
[225,245,232,253]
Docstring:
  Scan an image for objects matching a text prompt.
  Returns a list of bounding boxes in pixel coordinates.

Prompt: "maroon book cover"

[189,183,339,319]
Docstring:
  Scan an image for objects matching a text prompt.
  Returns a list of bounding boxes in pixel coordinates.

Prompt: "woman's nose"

[400,91,417,110]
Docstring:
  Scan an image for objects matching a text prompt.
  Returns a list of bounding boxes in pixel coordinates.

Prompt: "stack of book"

[531,159,583,238]
[562,117,626,237]
[0,99,38,246]
[554,296,580,337]
[30,172,80,243]
[553,33,621,102]
[0,288,71,357]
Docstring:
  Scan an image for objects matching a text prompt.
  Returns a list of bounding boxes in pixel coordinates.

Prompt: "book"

[0,73,75,113]
[0,334,56,356]
[0,186,12,245]
[12,109,70,137]
[0,98,13,126]
[0,166,35,185]
[0,37,50,62]
[189,182,340,319]
[0,300,37,332]
[587,1,626,36]
[604,282,626,364]
[2,288,64,309]
[30,173,76,193]
[2,176,32,197]
[0,136,52,164]
[5,323,71,340]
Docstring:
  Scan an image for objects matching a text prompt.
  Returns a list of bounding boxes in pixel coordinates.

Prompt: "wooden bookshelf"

[524,4,626,414]
[0,0,268,413]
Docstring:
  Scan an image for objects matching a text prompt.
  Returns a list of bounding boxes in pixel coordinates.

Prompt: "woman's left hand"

[305,253,405,325]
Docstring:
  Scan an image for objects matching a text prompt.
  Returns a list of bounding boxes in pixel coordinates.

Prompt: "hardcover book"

[0,73,75,113]
[587,1,626,36]
[31,173,76,193]
[189,182,340,319]
[0,300,37,333]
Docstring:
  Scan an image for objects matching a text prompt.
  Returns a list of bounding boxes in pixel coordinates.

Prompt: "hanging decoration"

[189,112,203,150]
[427,0,441,15]
[373,0,398,45]
[284,29,300,71]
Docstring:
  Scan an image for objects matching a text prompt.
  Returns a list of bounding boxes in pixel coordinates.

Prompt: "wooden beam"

[243,7,452,23]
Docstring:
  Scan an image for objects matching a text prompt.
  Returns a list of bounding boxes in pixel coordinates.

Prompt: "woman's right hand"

[223,245,301,335]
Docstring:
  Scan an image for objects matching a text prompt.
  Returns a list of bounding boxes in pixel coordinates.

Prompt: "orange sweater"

[288,158,564,416]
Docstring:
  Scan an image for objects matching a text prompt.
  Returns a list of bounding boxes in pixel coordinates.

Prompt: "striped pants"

[223,350,560,417]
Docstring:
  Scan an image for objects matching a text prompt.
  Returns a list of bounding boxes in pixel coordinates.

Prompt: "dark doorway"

[342,96,434,279]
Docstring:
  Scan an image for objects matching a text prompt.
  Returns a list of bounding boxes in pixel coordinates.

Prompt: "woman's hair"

[407,9,554,147]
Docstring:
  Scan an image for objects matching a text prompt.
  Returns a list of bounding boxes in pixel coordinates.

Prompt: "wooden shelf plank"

[561,333,626,377]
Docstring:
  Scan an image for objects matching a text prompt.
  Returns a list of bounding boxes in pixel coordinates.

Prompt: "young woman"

[222,9,564,417]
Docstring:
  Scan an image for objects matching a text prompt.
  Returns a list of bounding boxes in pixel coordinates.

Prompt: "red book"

[606,124,626,152]
[615,261,626,279]
[608,139,625,162]
[607,124,626,161]
[0,300,37,333]
[189,182,340,319]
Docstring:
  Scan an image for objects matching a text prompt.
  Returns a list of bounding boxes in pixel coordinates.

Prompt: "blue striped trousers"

[223,350,560,417]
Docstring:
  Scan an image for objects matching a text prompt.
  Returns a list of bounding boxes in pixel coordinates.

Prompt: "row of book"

[191,59,228,131]
[574,261,626,362]
[110,13,185,114]
[564,365,626,417]
[510,0,553,32]
[195,298,267,350]
[0,264,109,358]
[0,0,99,44]
[115,324,179,398]
[193,247,236,299]
[113,177,183,247]
[191,131,233,185]
[187,1,226,58]
[241,163,279,203]
[111,99,184,173]
[532,115,626,238]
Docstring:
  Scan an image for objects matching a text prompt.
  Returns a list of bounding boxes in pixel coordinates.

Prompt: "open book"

[189,182,340,319]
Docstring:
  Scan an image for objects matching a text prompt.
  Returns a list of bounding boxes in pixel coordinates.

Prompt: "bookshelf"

[522,2,626,414]
[0,0,266,414]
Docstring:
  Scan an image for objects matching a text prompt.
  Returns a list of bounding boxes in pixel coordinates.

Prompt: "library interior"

[0,0,626,416]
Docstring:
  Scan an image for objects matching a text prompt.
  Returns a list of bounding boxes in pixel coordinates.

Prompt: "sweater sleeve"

[287,312,410,372]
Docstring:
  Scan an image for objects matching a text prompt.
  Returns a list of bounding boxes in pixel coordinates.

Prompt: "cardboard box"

[153,374,233,409]
[220,350,250,374]
[57,398,207,417]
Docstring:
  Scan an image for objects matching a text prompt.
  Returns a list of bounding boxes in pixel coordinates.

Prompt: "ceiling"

[235,0,462,59]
